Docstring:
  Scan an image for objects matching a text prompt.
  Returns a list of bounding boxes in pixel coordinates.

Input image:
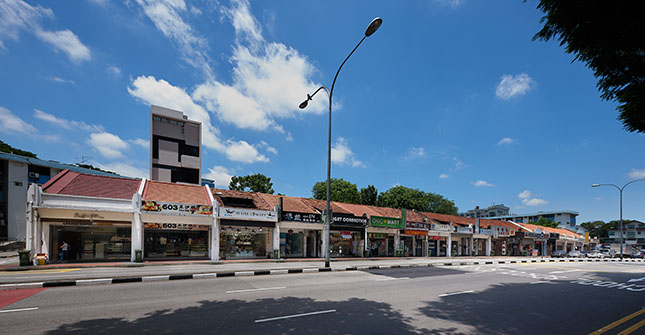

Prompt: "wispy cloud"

[129,138,149,149]
[107,66,121,76]
[88,132,129,159]
[497,137,514,145]
[517,190,548,207]
[33,109,103,132]
[96,161,148,179]
[35,29,90,62]
[439,173,449,179]
[204,165,234,187]
[407,147,426,159]
[0,106,37,134]
[49,76,75,84]
[472,180,494,187]
[628,168,645,179]
[496,73,534,100]
[331,137,363,167]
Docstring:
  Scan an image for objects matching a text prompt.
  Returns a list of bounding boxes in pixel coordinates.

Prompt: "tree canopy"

[532,0,645,133]
[0,140,37,158]
[359,185,378,206]
[580,220,623,243]
[229,173,274,194]
[377,185,458,215]
[532,217,560,229]
[312,178,360,203]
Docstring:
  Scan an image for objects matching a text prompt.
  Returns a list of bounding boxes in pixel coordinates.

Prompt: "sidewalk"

[0,256,642,290]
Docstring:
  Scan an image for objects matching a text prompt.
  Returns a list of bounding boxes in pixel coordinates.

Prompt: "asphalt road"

[0,261,643,334]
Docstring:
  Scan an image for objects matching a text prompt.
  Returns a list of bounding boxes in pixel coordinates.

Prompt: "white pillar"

[364,229,368,257]
[273,225,280,258]
[34,214,42,254]
[41,222,50,257]
[395,230,401,256]
[542,239,547,256]
[210,217,220,261]
[446,234,452,257]
[131,212,143,262]
[486,237,491,256]
[424,235,428,257]
[470,237,474,256]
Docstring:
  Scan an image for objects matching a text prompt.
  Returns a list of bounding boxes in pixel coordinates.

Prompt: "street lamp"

[592,178,645,260]
[299,17,382,268]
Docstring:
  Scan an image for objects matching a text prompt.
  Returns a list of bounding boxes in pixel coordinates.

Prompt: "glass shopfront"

[220,226,269,259]
[51,223,131,261]
[144,223,209,258]
[330,231,363,257]
[367,233,389,257]
[281,230,304,257]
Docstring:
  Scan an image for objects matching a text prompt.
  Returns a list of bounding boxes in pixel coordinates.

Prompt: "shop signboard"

[491,226,511,238]
[369,233,388,239]
[403,229,428,236]
[331,214,368,227]
[478,228,493,235]
[407,222,428,229]
[144,223,209,231]
[218,207,278,222]
[430,223,454,232]
[370,216,404,229]
[142,200,213,216]
[282,212,321,223]
[549,233,560,240]
[457,226,473,234]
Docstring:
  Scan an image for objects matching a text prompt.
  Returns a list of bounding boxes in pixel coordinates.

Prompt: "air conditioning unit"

[28,172,39,179]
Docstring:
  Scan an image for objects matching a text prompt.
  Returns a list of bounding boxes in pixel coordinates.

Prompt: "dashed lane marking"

[0,307,39,314]
[226,287,286,294]
[438,290,475,297]
[254,309,336,323]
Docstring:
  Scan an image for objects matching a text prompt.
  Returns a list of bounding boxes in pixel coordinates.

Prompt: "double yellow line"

[590,308,645,335]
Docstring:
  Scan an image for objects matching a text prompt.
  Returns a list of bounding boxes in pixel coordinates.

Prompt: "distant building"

[463,204,510,219]
[488,210,583,233]
[0,151,118,241]
[150,105,202,185]
[607,220,644,251]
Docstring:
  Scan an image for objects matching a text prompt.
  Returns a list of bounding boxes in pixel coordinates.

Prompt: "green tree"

[229,173,274,194]
[532,1,645,133]
[311,178,360,203]
[376,185,458,215]
[359,185,378,206]
[75,164,116,175]
[0,140,37,158]
[533,217,560,228]
[580,220,623,243]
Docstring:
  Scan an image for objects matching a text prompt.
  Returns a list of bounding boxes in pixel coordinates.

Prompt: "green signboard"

[370,215,404,229]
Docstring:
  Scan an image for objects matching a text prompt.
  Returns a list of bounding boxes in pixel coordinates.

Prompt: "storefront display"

[220,226,269,259]
[367,233,389,257]
[50,223,131,261]
[329,231,363,257]
[144,223,208,258]
[280,230,304,257]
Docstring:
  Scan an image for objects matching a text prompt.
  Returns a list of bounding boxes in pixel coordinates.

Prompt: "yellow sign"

[585,232,589,243]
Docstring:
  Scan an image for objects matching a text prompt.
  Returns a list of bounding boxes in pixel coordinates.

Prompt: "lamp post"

[592,178,645,260]
[299,17,382,268]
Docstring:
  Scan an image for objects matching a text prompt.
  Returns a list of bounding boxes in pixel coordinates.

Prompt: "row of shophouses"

[25,170,589,263]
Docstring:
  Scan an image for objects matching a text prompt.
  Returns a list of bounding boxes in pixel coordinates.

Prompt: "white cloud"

[331,137,363,167]
[204,165,234,187]
[134,0,213,78]
[472,180,494,187]
[0,0,90,63]
[517,189,549,207]
[96,162,148,179]
[88,132,129,159]
[35,29,90,62]
[496,73,535,100]
[260,141,278,154]
[518,190,532,199]
[107,66,121,76]
[497,137,514,145]
[408,147,426,158]
[224,140,268,164]
[129,138,149,148]
[33,109,103,132]
[432,0,464,8]
[50,76,75,84]
[628,168,645,179]
[439,173,449,179]
[0,106,37,134]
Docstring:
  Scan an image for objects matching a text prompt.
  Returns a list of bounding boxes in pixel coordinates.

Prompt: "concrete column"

[131,212,143,262]
[424,235,428,257]
[446,234,452,257]
[41,221,50,257]
[563,241,568,252]
[542,240,547,256]
[210,217,220,261]
[273,225,280,258]
[485,237,491,256]
[364,229,368,257]
[470,237,474,256]
[395,230,401,256]
[435,238,440,257]
[34,214,42,254]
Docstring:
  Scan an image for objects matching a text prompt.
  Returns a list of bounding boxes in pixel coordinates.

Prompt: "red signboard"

[404,230,427,236]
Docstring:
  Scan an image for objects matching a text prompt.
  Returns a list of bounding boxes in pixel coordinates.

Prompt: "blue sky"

[1,0,643,223]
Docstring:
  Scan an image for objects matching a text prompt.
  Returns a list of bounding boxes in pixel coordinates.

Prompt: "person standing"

[60,241,69,263]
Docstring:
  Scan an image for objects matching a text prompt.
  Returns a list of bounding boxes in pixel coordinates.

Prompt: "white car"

[587,250,603,258]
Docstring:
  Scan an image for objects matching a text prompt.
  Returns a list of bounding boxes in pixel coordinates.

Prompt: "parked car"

[631,250,643,259]
[587,250,603,258]
[551,250,566,258]
[601,249,616,258]
[567,250,583,258]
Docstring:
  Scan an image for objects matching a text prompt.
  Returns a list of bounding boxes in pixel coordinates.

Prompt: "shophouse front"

[329,213,367,257]
[427,222,453,257]
[368,215,403,257]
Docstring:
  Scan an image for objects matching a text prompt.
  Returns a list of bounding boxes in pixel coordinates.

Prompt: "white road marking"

[0,307,39,314]
[530,281,553,284]
[549,270,579,274]
[627,277,645,283]
[226,286,286,294]
[374,277,410,281]
[438,290,475,297]
[254,309,336,323]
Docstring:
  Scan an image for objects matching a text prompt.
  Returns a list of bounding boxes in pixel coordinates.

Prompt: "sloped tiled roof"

[143,181,211,205]
[210,188,273,210]
[420,212,519,231]
[299,198,352,215]
[515,222,583,238]
[258,194,319,214]
[42,169,141,200]
[335,202,384,218]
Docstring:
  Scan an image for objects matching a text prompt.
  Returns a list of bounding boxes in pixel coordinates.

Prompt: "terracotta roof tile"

[43,170,141,200]
[210,188,273,210]
[143,181,211,205]
[258,194,318,214]
[299,198,352,215]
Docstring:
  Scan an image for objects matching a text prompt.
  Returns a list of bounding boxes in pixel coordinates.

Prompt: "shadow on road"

[418,272,644,335]
[45,297,448,335]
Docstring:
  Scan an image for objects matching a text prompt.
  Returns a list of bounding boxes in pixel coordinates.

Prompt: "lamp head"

[365,17,382,37]
[299,100,308,109]
[591,184,600,187]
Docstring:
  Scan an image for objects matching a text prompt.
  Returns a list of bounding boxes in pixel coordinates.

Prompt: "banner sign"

[478,228,493,235]
[370,216,404,229]
[491,226,511,238]
[369,233,388,239]
[218,207,278,222]
[430,223,453,232]
[457,227,473,234]
[549,233,560,240]
[144,223,209,231]
[142,200,213,216]
[407,222,428,230]
[403,229,428,236]
[331,214,368,227]
[282,212,321,223]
